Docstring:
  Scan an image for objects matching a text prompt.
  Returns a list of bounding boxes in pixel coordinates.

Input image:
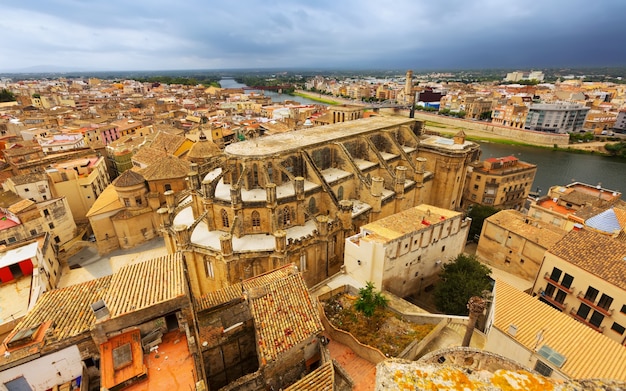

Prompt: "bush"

[354,282,388,317]
[433,254,492,315]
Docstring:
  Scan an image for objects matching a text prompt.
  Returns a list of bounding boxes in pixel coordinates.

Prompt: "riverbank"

[294,89,363,106]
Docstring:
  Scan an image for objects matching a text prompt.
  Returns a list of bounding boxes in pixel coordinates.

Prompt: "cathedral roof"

[187,132,221,160]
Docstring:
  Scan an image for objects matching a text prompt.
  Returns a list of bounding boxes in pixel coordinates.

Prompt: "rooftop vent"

[508,324,518,337]
[91,299,110,321]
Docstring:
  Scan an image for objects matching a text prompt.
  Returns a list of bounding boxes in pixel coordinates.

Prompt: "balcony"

[569,309,604,333]
[540,294,567,311]
[576,292,614,317]
[543,273,574,294]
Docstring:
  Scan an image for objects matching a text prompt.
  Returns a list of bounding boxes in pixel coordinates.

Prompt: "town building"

[194,265,324,390]
[461,155,537,211]
[530,229,626,345]
[3,172,52,203]
[0,190,77,250]
[161,116,480,296]
[45,155,110,222]
[527,182,622,232]
[36,133,86,155]
[485,280,626,380]
[505,70,545,82]
[491,103,528,128]
[0,253,201,391]
[475,210,567,282]
[344,204,470,298]
[524,102,590,133]
[614,108,626,132]
[0,235,59,340]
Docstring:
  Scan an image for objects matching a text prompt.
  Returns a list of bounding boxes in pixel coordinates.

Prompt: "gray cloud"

[1,0,625,71]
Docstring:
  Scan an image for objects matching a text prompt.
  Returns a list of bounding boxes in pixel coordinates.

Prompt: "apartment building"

[3,172,53,203]
[491,103,528,128]
[46,155,110,221]
[0,190,77,248]
[531,229,626,345]
[485,280,626,381]
[461,155,537,211]
[524,102,589,133]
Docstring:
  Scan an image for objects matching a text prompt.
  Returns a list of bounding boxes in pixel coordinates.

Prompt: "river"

[219,77,325,106]
[219,78,626,195]
[478,142,626,195]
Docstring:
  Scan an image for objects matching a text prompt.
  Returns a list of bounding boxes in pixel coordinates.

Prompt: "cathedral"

[160,116,480,298]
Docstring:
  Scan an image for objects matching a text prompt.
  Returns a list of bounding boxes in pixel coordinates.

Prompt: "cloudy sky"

[1,0,625,72]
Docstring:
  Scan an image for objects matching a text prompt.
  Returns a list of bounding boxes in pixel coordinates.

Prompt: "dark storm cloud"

[1,0,625,71]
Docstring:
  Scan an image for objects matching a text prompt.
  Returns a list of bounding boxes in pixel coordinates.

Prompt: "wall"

[410,112,569,147]
[0,345,83,391]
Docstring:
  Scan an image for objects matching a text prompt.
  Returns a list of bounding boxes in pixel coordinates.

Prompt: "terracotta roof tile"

[249,272,323,363]
[132,146,167,166]
[548,229,626,290]
[492,280,626,380]
[195,264,295,311]
[139,154,190,181]
[105,253,186,317]
[196,264,323,363]
[112,169,145,187]
[284,361,334,391]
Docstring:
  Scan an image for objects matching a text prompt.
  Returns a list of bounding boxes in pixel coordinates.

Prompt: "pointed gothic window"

[221,209,229,228]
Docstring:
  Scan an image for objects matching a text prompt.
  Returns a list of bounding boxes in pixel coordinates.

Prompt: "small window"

[441,245,445,252]
[30,229,37,236]
[252,211,261,230]
[611,322,625,335]
[123,198,131,207]
[561,274,574,289]
[221,209,229,228]
[43,209,50,217]
[8,237,16,243]
[621,304,626,315]
[534,360,553,377]
[164,183,172,191]
[24,188,29,192]
[49,222,55,229]
[54,236,61,244]
[135,196,142,206]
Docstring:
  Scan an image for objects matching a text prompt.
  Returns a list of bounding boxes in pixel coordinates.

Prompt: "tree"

[354,281,388,317]
[0,89,16,102]
[433,254,492,315]
[467,204,499,241]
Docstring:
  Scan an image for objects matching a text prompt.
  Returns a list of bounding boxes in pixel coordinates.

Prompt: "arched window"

[337,186,344,200]
[282,207,291,226]
[308,198,317,215]
[221,209,229,228]
[252,210,261,230]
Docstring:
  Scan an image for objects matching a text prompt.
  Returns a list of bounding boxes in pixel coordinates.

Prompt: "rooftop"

[225,117,416,157]
[359,204,461,243]
[485,210,567,249]
[491,280,626,380]
[547,229,626,290]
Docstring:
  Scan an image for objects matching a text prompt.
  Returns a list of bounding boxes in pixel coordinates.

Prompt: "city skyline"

[2,0,626,72]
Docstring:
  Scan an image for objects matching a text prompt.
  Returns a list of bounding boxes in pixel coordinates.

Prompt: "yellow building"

[46,155,110,222]
[531,229,626,345]
[485,280,626,380]
[462,155,537,211]
[476,210,566,282]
